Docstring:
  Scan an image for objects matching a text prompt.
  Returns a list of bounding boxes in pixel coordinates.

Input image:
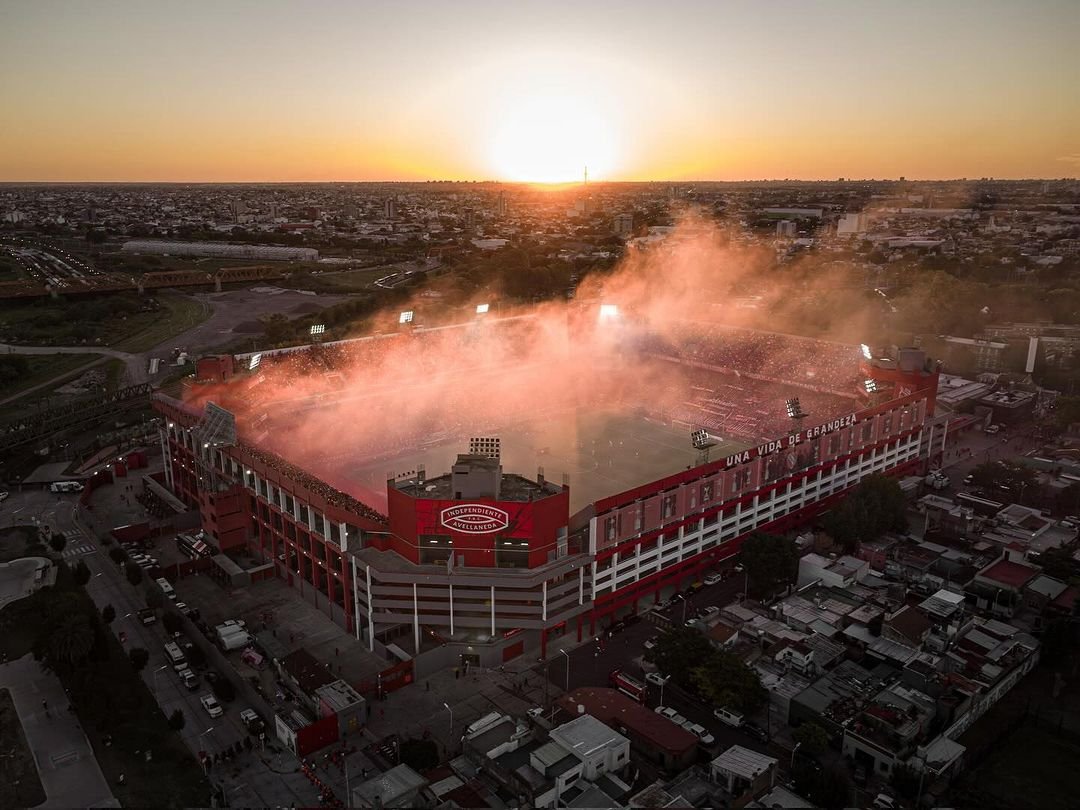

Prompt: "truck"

[49,481,84,493]
[164,641,187,671]
[216,625,252,651]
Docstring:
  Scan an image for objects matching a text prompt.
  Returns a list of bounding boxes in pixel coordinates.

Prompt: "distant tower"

[384,198,396,220]
[584,166,588,186]
[495,191,507,217]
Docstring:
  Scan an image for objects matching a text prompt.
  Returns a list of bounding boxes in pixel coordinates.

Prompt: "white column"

[542,580,548,621]
[449,583,455,636]
[413,583,420,653]
[579,566,584,605]
[351,557,361,641]
[339,522,348,552]
[366,564,375,651]
[490,585,496,636]
[159,428,173,489]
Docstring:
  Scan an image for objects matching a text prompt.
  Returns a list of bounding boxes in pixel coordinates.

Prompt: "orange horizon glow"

[0,1,1077,183]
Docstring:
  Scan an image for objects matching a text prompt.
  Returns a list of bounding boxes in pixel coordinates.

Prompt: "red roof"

[979,559,1039,589]
[556,687,697,756]
[1051,585,1079,612]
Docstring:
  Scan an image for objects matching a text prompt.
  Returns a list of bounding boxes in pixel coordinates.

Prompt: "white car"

[643,637,658,651]
[645,672,670,686]
[0,491,9,502]
[703,573,722,586]
[200,694,223,718]
[682,721,715,745]
[655,707,686,726]
[701,606,720,618]
[526,706,544,719]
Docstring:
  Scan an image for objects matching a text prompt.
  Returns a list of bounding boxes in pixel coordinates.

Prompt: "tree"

[793,722,829,756]
[145,587,164,611]
[49,533,67,553]
[213,677,236,702]
[168,709,186,731]
[128,647,149,671]
[740,532,800,599]
[890,762,922,801]
[39,613,96,674]
[969,460,1039,502]
[125,562,143,586]
[186,643,207,669]
[823,474,908,553]
[794,764,851,810]
[162,611,184,635]
[109,547,127,565]
[399,738,439,771]
[72,560,91,586]
[689,650,767,713]
[102,604,116,625]
[643,627,715,687]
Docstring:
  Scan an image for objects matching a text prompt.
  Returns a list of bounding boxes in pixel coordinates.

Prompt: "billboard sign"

[440,504,510,534]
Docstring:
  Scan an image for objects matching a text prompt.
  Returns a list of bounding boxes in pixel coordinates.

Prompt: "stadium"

[153,304,939,674]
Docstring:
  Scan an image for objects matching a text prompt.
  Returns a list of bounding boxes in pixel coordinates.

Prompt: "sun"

[490,93,618,184]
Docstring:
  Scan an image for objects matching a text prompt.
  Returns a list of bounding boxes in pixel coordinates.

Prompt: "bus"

[609,669,646,703]
[955,492,1004,517]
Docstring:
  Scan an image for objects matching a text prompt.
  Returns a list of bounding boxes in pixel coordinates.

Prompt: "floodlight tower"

[785,398,808,420]
[690,427,718,465]
[193,402,238,495]
[310,323,326,344]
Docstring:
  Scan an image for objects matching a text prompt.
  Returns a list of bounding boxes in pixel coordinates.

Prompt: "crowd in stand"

[239,441,388,524]
[639,322,862,394]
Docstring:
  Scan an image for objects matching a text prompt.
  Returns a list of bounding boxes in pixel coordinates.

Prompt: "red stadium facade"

[152,328,939,675]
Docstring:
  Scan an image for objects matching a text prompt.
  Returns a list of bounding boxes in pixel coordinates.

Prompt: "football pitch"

[343,408,751,512]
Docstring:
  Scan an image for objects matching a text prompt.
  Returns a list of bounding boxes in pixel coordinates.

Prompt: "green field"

[0,293,209,351]
[0,352,107,405]
[111,294,208,352]
[0,690,46,809]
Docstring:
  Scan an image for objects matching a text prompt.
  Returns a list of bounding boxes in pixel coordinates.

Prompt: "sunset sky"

[1,0,1077,183]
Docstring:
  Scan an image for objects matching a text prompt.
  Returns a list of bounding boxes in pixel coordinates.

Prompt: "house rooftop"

[978,558,1040,589]
[711,745,777,781]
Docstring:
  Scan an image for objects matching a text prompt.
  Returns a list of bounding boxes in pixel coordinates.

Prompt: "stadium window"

[634,510,643,532]
[882,413,893,435]
[704,512,718,528]
[861,421,874,442]
[596,557,613,573]
[733,469,752,492]
[604,516,617,544]
[285,521,297,540]
[640,537,658,553]
[284,493,294,513]
[828,434,841,456]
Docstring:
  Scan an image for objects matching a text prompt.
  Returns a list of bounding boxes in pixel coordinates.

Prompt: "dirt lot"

[0,688,46,808]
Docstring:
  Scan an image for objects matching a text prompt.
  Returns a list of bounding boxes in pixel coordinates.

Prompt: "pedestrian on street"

[118,774,125,786]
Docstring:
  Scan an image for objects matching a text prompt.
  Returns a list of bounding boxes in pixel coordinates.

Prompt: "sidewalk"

[0,655,118,809]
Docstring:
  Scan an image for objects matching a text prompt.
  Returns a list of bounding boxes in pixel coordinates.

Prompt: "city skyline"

[2,0,1078,183]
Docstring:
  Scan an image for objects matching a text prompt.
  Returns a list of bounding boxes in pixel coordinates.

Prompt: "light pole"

[790,741,802,774]
[560,650,570,692]
[151,664,168,692]
[443,702,453,737]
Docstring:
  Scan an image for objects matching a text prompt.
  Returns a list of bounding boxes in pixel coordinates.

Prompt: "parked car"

[713,706,744,727]
[178,668,198,690]
[963,474,975,485]
[200,694,223,718]
[682,721,715,746]
[704,572,723,586]
[643,637,658,651]
[526,706,544,719]
[655,706,687,726]
[239,708,264,733]
[0,491,9,502]
[985,424,1001,434]
[872,795,897,810]
[645,672,670,687]
[743,723,769,743]
[701,606,720,618]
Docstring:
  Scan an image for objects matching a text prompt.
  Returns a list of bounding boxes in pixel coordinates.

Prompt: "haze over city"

[3,2,1080,810]
[2,0,1078,183]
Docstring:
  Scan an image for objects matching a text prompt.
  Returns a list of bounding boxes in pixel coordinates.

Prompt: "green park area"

[0,689,46,809]
[0,552,210,808]
[0,353,107,404]
[0,293,207,352]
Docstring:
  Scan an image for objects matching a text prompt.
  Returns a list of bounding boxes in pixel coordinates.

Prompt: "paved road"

[2,487,366,809]
[0,655,118,808]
